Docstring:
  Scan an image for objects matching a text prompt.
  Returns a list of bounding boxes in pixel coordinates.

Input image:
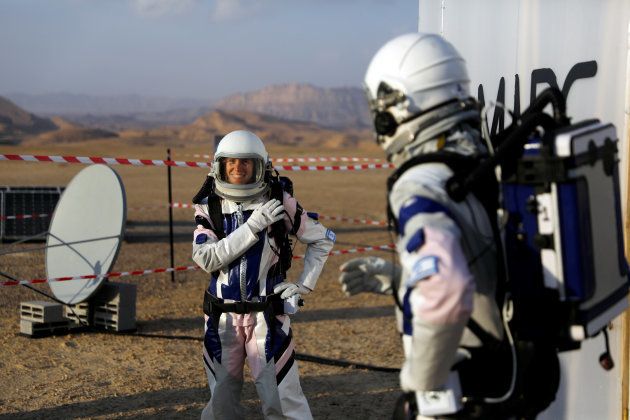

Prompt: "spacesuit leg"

[201,313,246,420]
[246,311,313,420]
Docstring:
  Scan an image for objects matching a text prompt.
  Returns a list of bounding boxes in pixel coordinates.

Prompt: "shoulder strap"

[386,151,480,233]
[207,194,225,240]
[191,176,226,240]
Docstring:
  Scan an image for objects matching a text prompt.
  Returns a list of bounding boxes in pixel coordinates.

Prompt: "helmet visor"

[217,156,266,186]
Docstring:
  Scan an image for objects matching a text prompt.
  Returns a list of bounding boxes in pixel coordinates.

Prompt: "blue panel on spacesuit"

[558,181,594,300]
[196,233,208,244]
[307,211,319,220]
[502,184,543,291]
[402,288,413,335]
[406,229,425,252]
[398,196,452,235]
[265,311,291,363]
[205,316,223,363]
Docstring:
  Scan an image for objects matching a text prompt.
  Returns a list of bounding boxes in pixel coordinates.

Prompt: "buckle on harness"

[233,301,249,314]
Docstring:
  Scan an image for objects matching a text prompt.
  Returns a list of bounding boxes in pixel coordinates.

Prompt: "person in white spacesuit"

[338,33,555,419]
[192,130,335,420]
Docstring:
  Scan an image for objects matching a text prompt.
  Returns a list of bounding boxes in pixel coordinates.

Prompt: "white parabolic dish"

[47,164,126,304]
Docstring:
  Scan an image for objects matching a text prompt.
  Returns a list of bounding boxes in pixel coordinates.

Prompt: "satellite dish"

[46,165,126,304]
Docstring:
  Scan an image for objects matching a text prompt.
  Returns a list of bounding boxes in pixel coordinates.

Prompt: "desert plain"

[0,137,405,419]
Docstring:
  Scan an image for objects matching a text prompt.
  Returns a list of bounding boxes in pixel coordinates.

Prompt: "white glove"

[246,199,285,233]
[338,256,400,296]
[273,282,312,299]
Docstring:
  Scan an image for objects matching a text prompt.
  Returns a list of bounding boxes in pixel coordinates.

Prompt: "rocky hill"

[0,95,120,144]
[27,116,118,144]
[0,96,57,140]
[120,108,371,148]
[216,84,371,128]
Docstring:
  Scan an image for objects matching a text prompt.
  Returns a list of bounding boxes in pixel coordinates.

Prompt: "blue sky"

[0,0,418,100]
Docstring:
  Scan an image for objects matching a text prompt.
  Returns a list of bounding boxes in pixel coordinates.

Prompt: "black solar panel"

[0,187,63,241]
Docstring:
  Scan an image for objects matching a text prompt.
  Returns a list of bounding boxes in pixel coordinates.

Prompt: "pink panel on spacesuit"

[282,192,307,237]
[411,227,474,325]
[244,322,264,378]
[274,339,296,375]
[224,325,247,378]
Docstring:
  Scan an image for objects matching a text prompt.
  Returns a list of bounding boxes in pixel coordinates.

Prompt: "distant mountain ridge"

[216,84,371,128]
[4,84,371,129]
[0,93,372,148]
[5,93,210,116]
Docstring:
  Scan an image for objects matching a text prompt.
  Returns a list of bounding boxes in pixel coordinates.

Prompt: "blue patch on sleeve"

[398,196,452,236]
[405,228,425,252]
[407,256,439,287]
[325,228,336,243]
[195,233,208,244]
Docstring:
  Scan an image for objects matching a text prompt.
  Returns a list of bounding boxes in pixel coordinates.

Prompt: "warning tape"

[0,154,394,171]
[0,213,49,221]
[318,215,386,226]
[0,154,210,168]
[273,157,382,163]
[1,206,387,226]
[186,154,381,163]
[275,163,393,171]
[1,243,396,287]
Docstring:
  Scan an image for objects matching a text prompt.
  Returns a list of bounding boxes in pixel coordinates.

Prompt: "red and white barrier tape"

[1,206,387,227]
[0,154,210,168]
[0,154,394,171]
[318,215,386,226]
[274,163,393,171]
[0,213,50,221]
[188,154,381,163]
[1,243,396,287]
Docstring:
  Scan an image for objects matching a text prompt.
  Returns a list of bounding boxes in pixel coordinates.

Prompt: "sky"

[0,0,418,101]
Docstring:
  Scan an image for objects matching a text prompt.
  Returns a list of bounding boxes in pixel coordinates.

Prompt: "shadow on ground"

[0,371,400,419]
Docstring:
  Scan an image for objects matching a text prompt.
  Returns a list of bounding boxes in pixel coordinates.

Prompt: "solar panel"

[0,187,63,241]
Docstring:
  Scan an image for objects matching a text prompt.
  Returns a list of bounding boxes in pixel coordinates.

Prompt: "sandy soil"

[0,141,405,419]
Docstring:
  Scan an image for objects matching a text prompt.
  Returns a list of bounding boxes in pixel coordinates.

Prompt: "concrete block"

[20,301,64,323]
[20,319,71,337]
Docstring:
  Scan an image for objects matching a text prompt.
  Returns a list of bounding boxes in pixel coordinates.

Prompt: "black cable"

[89,329,400,373]
[0,234,121,256]
[0,270,90,327]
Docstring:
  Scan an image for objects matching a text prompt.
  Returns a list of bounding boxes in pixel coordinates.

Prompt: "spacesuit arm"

[191,204,259,273]
[392,189,474,392]
[283,193,335,291]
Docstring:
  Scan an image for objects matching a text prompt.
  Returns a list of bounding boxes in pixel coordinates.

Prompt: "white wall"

[418,1,630,418]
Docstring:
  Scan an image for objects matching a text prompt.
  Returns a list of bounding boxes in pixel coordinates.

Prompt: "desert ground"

[0,139,406,419]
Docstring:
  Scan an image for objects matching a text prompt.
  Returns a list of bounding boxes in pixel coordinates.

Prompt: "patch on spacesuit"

[325,228,336,242]
[408,255,439,285]
[195,233,208,244]
[405,228,425,252]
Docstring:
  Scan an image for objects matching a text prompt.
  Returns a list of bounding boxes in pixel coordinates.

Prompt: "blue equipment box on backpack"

[502,120,629,346]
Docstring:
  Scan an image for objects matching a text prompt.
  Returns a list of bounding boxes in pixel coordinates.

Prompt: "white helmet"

[364,32,478,165]
[211,130,271,201]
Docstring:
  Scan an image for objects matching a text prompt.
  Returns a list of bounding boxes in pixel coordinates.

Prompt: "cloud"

[133,0,198,18]
[209,0,274,22]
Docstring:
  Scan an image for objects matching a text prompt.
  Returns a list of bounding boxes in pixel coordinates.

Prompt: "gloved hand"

[338,256,400,296]
[246,199,285,233]
[273,282,312,299]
